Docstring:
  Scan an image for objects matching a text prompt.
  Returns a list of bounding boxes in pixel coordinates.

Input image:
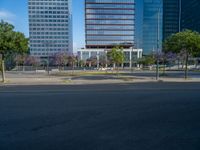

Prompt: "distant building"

[163,0,181,41]
[28,0,73,58]
[85,0,135,49]
[143,0,163,54]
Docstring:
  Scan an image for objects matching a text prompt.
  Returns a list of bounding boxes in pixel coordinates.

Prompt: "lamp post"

[131,46,134,73]
[43,41,50,75]
[156,8,161,81]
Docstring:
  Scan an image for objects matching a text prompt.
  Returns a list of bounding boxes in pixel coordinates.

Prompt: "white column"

[137,50,140,68]
[105,51,108,68]
[89,51,91,58]
[97,51,100,68]
[129,51,132,68]
[137,49,140,59]
[80,51,83,60]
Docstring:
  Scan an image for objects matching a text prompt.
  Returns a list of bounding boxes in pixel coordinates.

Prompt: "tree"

[107,46,125,73]
[86,56,97,67]
[99,53,108,68]
[15,54,26,71]
[163,30,200,79]
[138,55,155,69]
[53,52,68,70]
[25,55,40,70]
[68,55,77,74]
[0,20,28,82]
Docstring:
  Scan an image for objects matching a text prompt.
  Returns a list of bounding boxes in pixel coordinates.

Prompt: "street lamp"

[131,46,134,73]
[156,8,161,80]
[43,40,50,75]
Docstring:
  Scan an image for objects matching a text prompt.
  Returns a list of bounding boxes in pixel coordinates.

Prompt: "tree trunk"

[162,60,166,75]
[178,59,180,69]
[1,57,6,83]
[163,64,166,75]
[184,54,189,79]
[72,62,75,75]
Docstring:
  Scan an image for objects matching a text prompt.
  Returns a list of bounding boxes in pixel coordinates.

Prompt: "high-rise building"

[163,0,181,41]
[28,0,73,57]
[143,0,163,54]
[85,0,135,49]
[181,0,200,33]
[78,0,143,68]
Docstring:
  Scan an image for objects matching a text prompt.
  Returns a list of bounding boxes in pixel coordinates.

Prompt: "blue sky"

[0,0,85,50]
[0,0,142,50]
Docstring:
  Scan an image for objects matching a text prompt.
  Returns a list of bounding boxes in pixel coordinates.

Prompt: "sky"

[0,0,142,50]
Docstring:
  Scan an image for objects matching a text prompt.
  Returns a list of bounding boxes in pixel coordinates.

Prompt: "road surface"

[0,82,200,150]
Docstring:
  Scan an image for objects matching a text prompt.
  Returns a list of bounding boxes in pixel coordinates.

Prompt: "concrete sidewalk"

[1,75,200,86]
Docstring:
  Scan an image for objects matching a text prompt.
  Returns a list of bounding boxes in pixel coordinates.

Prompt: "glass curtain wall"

[85,0,135,49]
[143,0,163,54]
[163,0,180,41]
[181,0,200,33]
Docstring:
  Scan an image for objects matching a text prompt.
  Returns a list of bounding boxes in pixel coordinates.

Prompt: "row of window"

[86,25,134,30]
[29,6,68,10]
[30,27,68,30]
[29,11,69,14]
[86,41,134,45]
[30,40,68,43]
[30,36,68,39]
[86,14,134,19]
[30,44,68,48]
[86,0,134,3]
[30,32,68,35]
[86,4,135,9]
[30,15,68,18]
[86,30,134,35]
[86,20,134,24]
[86,9,134,14]
[29,23,68,27]
[86,36,134,40]
[29,2,68,6]
[29,19,68,22]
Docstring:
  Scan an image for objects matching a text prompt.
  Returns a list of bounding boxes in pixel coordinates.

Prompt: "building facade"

[163,0,180,41]
[143,0,163,54]
[28,0,73,58]
[181,0,200,33]
[78,0,142,68]
[85,0,135,49]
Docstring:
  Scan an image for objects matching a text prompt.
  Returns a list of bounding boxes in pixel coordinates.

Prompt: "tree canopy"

[163,30,200,78]
[0,20,29,82]
[0,20,28,58]
[163,30,200,56]
[107,46,125,66]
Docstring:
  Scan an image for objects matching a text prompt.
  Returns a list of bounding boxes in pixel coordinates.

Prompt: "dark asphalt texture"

[0,82,200,150]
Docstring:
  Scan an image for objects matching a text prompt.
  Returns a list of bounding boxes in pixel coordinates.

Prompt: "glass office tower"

[181,0,200,33]
[85,0,135,49]
[28,0,73,57]
[163,0,180,41]
[143,0,163,54]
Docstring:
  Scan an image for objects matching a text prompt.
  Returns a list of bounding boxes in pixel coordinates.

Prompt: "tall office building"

[181,0,200,33]
[163,0,180,41]
[143,0,163,54]
[85,0,135,49]
[28,0,73,57]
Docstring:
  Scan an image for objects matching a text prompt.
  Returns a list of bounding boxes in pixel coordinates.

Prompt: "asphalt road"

[0,82,200,150]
